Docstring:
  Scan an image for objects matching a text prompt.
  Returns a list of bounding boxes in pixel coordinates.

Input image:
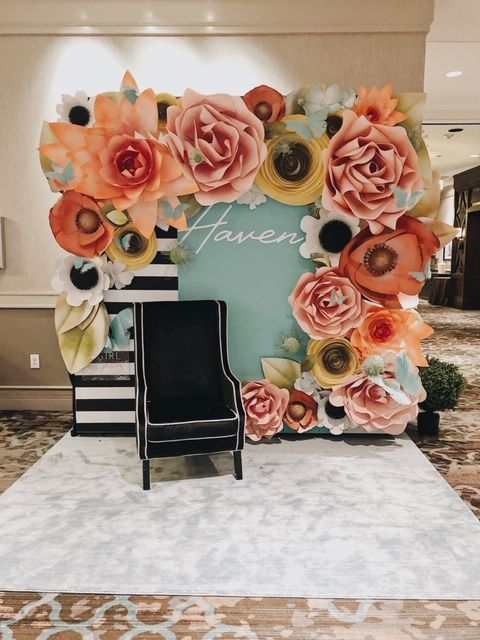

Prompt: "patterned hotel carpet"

[1,302,480,639]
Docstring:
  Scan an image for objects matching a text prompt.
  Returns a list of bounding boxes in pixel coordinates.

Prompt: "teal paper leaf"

[45,161,75,185]
[160,201,190,220]
[286,120,313,141]
[308,108,329,137]
[123,88,138,104]
[330,289,346,306]
[393,187,425,210]
[73,257,96,274]
[409,262,431,283]
[396,351,423,396]
[370,374,411,405]
[108,308,134,350]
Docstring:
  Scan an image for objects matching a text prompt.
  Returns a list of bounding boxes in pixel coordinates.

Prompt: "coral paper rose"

[351,307,433,366]
[289,267,369,340]
[165,89,267,206]
[322,110,422,233]
[49,191,114,257]
[284,389,319,433]
[243,84,285,124]
[242,379,289,441]
[329,363,426,435]
[339,215,440,308]
[40,72,197,238]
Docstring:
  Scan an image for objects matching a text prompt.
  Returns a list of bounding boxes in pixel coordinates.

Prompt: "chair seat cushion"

[146,397,239,442]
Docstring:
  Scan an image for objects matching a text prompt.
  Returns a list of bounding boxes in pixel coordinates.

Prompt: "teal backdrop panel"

[178,199,313,383]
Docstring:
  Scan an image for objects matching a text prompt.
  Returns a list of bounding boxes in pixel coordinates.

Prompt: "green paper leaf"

[301,354,317,373]
[55,294,95,334]
[58,303,109,374]
[106,209,129,227]
[261,357,301,390]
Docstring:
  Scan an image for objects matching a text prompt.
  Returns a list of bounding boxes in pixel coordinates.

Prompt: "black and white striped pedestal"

[71,226,178,436]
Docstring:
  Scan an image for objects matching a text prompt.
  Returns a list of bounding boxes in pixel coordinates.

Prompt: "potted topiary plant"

[417,356,467,436]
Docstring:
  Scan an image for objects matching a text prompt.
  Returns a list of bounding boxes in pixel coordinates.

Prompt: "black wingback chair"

[134,300,245,489]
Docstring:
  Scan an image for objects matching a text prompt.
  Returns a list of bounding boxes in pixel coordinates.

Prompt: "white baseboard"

[0,387,72,411]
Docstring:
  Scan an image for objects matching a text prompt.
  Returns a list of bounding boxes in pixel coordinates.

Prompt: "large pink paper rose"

[322,110,422,234]
[165,89,267,205]
[329,363,426,435]
[242,379,289,441]
[288,267,369,340]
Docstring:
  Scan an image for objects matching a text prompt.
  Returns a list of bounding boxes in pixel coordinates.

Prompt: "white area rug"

[1,433,480,599]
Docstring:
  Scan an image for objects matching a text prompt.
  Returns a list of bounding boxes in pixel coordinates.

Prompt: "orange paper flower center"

[288,402,307,421]
[363,243,398,276]
[254,101,273,121]
[366,106,381,123]
[369,318,395,342]
[116,147,146,178]
[76,208,101,234]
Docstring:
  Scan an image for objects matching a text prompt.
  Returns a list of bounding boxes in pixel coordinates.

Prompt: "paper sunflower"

[255,115,329,205]
[106,223,158,271]
[306,337,360,388]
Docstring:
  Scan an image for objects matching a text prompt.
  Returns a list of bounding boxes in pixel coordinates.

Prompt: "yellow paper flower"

[106,223,157,271]
[255,115,329,205]
[307,337,360,388]
[156,92,179,132]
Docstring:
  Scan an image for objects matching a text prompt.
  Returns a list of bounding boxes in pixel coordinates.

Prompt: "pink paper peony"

[242,379,289,441]
[329,363,426,435]
[322,110,422,234]
[165,89,267,206]
[288,267,369,340]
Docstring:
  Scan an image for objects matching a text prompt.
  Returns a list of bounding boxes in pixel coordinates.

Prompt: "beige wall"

[0,18,431,408]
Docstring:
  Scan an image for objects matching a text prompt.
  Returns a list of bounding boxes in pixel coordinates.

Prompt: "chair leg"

[233,450,243,480]
[142,459,151,490]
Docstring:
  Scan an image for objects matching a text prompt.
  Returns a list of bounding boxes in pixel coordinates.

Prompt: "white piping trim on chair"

[217,300,243,451]
[142,301,241,431]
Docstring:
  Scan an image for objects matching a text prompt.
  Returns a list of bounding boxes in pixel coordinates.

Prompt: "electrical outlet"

[29,354,40,369]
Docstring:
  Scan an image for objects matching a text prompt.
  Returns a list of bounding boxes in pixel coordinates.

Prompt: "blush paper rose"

[329,364,426,435]
[166,89,267,206]
[288,267,369,340]
[242,379,289,441]
[322,110,423,234]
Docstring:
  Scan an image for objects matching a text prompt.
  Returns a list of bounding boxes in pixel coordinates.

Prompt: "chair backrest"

[137,300,225,405]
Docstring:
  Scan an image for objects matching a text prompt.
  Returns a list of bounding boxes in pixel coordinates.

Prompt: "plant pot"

[417,411,440,436]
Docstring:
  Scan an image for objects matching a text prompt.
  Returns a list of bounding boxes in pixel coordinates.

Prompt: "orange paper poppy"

[49,191,114,257]
[243,84,286,124]
[339,216,440,308]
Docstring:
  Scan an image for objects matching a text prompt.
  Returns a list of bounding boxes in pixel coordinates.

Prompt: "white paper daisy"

[316,390,353,435]
[104,259,134,290]
[299,208,360,266]
[51,255,110,307]
[56,91,95,127]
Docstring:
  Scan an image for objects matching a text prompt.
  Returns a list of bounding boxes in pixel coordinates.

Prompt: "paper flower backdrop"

[40,74,456,437]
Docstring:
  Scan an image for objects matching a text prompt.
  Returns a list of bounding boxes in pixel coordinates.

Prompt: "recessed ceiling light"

[470,154,480,158]
[446,70,463,78]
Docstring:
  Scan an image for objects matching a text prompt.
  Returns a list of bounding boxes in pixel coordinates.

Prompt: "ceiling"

[424,0,480,178]
[424,124,480,178]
